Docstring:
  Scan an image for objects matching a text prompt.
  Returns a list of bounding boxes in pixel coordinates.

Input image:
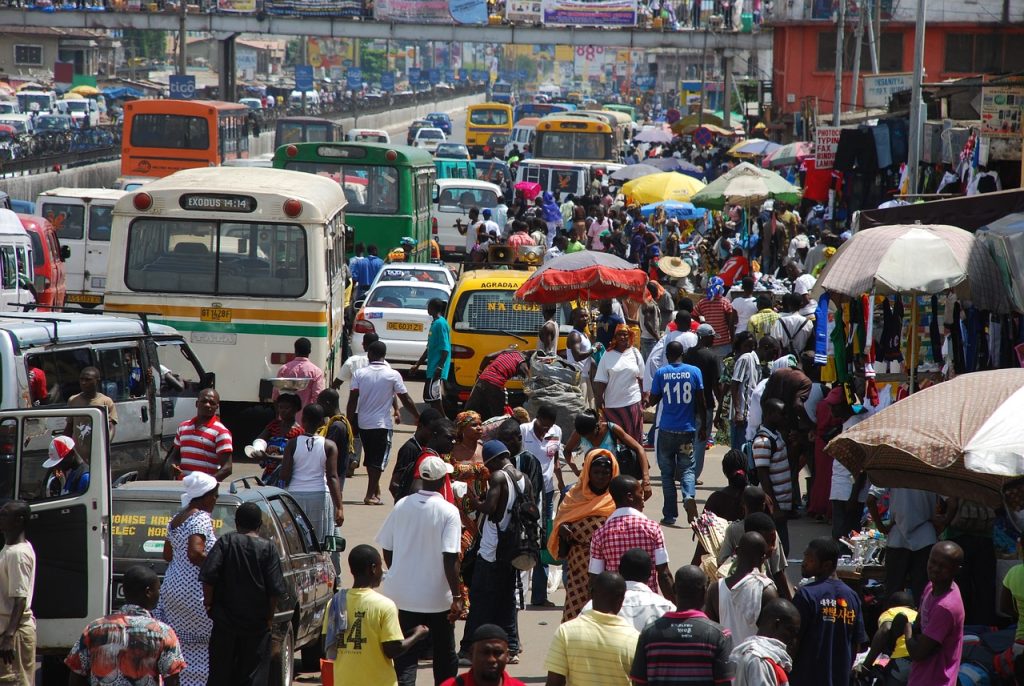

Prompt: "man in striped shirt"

[752,399,791,556]
[167,388,233,480]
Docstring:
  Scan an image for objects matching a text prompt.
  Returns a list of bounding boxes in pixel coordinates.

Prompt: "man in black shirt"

[201,501,287,685]
[388,408,443,502]
[684,324,721,487]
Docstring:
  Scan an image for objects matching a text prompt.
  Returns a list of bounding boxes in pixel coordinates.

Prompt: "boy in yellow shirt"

[324,545,429,686]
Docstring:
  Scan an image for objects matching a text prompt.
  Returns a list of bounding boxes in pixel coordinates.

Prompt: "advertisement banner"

[381,73,395,92]
[814,126,842,169]
[218,0,256,11]
[374,0,487,23]
[506,0,542,21]
[266,0,361,15]
[862,72,912,108]
[347,67,362,90]
[980,86,1024,138]
[541,0,636,26]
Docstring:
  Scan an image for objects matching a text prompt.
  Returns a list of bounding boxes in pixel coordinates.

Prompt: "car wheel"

[300,635,324,673]
[272,626,295,686]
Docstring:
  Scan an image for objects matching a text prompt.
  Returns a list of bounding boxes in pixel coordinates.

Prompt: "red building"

[770,1,1024,118]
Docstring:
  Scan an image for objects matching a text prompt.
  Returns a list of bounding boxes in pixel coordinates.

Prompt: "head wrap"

[541,191,562,224]
[455,410,481,439]
[181,472,218,508]
[706,275,726,300]
[547,449,619,561]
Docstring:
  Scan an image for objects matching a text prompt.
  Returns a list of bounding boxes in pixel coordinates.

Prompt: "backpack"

[777,315,807,356]
[495,466,542,571]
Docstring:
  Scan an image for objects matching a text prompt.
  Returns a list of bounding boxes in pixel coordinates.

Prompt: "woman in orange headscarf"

[548,448,619,621]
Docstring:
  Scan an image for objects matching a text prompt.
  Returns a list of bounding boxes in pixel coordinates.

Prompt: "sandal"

[363,497,383,506]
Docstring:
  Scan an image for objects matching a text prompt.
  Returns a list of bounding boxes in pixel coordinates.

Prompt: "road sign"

[381,73,395,92]
[295,64,314,92]
[347,67,362,90]
[458,69,468,81]
[409,67,421,83]
[694,126,712,146]
[169,75,196,100]
[428,68,440,85]
[444,69,455,84]
[472,70,486,82]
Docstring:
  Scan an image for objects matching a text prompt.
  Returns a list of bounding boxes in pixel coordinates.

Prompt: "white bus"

[103,167,349,432]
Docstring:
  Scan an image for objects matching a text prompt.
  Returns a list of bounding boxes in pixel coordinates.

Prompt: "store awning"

[855,189,1024,234]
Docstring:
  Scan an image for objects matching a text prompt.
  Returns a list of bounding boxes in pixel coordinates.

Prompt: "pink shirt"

[907,581,964,686]
[274,356,326,407]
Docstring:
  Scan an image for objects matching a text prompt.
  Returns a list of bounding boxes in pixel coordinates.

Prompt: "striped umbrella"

[827,369,1024,506]
[514,250,648,304]
[762,141,813,168]
[727,138,781,158]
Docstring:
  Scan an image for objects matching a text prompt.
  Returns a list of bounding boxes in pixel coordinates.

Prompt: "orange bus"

[121,99,251,178]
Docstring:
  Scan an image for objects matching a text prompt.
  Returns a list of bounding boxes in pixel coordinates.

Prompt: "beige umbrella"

[827,369,1024,506]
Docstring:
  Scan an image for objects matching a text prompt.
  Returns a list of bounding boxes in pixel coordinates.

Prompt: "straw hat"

[658,256,692,278]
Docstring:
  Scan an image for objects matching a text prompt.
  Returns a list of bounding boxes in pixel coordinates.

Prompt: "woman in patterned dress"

[547,448,619,622]
[448,411,489,618]
[155,472,218,686]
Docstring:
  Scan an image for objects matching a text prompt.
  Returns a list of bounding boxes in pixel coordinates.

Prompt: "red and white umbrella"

[514,250,648,304]
[827,369,1024,506]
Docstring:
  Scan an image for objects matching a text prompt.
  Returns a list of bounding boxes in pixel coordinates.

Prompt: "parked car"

[424,112,453,135]
[18,213,68,311]
[346,128,391,144]
[111,478,338,686]
[353,279,453,363]
[434,142,471,160]
[368,262,457,291]
[412,127,446,152]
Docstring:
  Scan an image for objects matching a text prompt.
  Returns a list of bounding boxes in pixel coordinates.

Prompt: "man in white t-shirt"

[377,452,462,686]
[520,404,562,607]
[347,341,420,506]
[642,310,699,393]
[731,276,759,335]
[0,500,35,686]
[785,259,818,316]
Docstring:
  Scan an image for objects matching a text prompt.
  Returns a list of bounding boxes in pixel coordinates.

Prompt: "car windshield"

[438,187,500,209]
[366,284,443,309]
[36,117,69,131]
[419,130,443,140]
[377,266,451,286]
[111,499,237,560]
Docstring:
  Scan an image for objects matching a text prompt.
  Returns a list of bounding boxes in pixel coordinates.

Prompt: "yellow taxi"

[445,266,574,408]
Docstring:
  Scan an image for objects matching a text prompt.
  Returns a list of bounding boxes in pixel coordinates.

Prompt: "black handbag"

[615,446,643,479]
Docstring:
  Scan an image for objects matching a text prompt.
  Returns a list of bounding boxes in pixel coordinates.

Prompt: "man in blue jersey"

[647,340,705,525]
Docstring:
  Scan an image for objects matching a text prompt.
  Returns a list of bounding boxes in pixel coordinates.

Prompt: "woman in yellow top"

[547,448,619,622]
[858,591,917,680]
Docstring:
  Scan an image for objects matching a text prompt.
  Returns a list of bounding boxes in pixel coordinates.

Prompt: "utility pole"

[177,0,186,75]
[697,27,709,126]
[873,0,882,71]
[907,0,927,194]
[865,0,879,74]
[832,0,845,125]
[850,0,866,109]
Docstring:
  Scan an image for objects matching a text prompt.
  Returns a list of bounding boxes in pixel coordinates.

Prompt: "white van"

[36,188,127,308]
[288,89,321,111]
[432,179,508,258]
[510,120,537,150]
[515,159,592,199]
[16,89,57,115]
[64,98,100,127]
[0,209,35,312]
[0,114,35,137]
[346,128,391,144]
[0,101,20,115]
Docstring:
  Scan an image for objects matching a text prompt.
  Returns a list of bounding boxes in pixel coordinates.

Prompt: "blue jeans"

[531,490,554,604]
[656,429,696,521]
[691,410,712,482]
[730,420,747,451]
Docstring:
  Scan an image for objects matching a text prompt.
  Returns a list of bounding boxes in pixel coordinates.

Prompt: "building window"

[944,34,1020,73]
[816,31,903,72]
[14,45,43,66]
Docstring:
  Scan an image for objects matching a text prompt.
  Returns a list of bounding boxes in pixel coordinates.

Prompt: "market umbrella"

[633,127,674,144]
[646,157,706,180]
[62,92,85,100]
[514,250,648,304]
[690,161,801,211]
[69,85,100,96]
[763,141,813,168]
[812,223,1007,311]
[0,83,14,96]
[514,181,542,201]
[727,138,781,158]
[621,172,705,204]
[640,200,707,222]
[17,82,44,91]
[826,369,1024,506]
[609,163,662,182]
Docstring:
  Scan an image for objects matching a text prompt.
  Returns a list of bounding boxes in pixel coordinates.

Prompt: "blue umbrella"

[646,157,706,180]
[640,200,707,222]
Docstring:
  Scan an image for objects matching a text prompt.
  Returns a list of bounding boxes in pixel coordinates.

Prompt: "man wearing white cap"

[377,453,461,686]
[44,436,90,497]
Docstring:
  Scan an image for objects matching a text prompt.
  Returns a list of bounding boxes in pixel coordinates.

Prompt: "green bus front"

[273,142,436,260]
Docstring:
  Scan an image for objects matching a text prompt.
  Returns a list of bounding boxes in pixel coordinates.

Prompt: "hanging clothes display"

[877,297,904,365]
[873,125,893,170]
[929,295,943,367]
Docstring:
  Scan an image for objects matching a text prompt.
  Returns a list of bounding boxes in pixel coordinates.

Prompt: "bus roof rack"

[18,305,159,336]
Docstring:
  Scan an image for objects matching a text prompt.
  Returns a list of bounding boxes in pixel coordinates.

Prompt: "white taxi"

[352,279,453,363]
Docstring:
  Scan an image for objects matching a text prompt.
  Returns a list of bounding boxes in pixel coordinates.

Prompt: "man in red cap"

[43,436,90,497]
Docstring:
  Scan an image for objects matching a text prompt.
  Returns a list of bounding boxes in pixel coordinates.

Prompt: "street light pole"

[177,0,187,75]
[832,0,845,125]
[906,0,927,194]
[698,27,708,126]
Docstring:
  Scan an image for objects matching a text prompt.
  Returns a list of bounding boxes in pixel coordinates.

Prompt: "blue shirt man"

[412,297,451,412]
[365,246,384,286]
[648,340,706,525]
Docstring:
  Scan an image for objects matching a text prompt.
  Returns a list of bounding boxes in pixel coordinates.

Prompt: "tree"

[122,29,167,61]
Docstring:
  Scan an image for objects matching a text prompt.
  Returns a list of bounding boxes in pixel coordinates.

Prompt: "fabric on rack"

[848,297,865,355]
[863,295,878,406]
[803,158,834,203]
[965,307,980,373]
[878,297,904,362]
[873,125,893,169]
[814,293,830,366]
[929,295,943,367]
[887,119,909,165]
[855,126,878,173]
[831,303,849,384]
[951,301,965,375]
[833,129,859,172]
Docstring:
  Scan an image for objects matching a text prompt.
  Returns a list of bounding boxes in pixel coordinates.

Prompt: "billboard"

[980,86,1024,138]
[541,0,636,26]
[506,0,542,21]
[374,0,488,23]
[218,0,256,11]
[265,0,361,15]
[814,126,842,169]
[862,73,912,108]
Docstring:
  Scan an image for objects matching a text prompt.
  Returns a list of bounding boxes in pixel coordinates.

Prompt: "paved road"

[232,370,833,685]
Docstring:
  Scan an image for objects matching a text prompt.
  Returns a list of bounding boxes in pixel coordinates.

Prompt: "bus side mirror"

[60,245,70,261]
[201,371,216,389]
[345,225,354,245]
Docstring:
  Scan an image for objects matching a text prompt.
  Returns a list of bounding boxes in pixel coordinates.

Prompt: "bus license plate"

[201,308,232,322]
[387,321,423,332]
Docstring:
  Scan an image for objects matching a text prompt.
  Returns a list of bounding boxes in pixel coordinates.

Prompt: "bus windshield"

[130,114,209,150]
[278,122,331,145]
[125,218,308,297]
[470,109,510,126]
[535,132,610,161]
[282,161,399,215]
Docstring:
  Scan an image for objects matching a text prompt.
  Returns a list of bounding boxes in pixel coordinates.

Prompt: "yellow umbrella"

[62,92,85,100]
[621,172,705,204]
[70,85,100,96]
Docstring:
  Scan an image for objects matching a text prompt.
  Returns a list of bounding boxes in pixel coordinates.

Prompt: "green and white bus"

[273,142,436,260]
